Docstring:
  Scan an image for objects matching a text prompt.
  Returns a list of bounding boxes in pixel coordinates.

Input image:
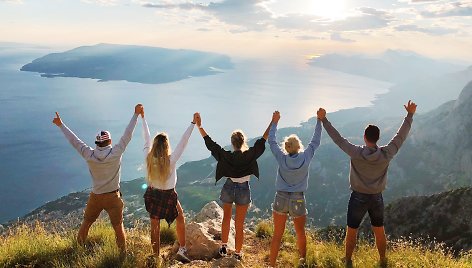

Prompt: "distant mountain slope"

[309,50,464,83]
[323,65,472,127]
[383,187,472,253]
[20,43,233,84]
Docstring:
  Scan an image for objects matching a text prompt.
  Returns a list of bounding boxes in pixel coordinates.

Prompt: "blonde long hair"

[146,133,171,184]
[231,130,249,152]
[282,134,304,155]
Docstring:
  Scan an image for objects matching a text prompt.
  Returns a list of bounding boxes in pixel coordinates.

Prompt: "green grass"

[1,220,471,267]
[277,233,472,268]
[0,221,177,268]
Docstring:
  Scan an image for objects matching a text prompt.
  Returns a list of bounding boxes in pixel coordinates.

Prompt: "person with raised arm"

[140,106,198,262]
[52,104,142,254]
[319,100,417,267]
[196,113,271,261]
[268,110,322,268]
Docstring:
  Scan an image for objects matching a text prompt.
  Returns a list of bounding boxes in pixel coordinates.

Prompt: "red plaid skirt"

[143,187,179,225]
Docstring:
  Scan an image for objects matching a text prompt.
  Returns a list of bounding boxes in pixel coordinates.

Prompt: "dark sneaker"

[176,247,191,263]
[219,245,228,257]
[233,252,243,261]
[298,257,307,268]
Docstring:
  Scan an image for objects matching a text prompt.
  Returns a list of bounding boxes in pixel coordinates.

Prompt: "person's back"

[322,113,413,194]
[53,105,141,254]
[318,101,417,266]
[59,114,138,194]
[269,111,322,193]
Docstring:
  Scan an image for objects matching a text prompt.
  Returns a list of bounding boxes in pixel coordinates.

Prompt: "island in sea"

[20,43,234,84]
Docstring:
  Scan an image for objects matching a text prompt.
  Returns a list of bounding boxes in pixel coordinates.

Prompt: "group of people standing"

[52,100,417,267]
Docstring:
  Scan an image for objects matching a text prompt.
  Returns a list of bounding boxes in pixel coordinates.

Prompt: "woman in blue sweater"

[268,110,322,267]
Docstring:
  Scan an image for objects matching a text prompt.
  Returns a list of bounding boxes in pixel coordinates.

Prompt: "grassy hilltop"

[1,220,471,268]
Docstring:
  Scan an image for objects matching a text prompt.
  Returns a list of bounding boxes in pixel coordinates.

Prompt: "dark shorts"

[347,191,384,229]
[219,178,251,205]
[143,187,179,225]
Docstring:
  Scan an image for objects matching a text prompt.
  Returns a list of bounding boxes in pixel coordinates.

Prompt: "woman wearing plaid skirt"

[140,107,199,262]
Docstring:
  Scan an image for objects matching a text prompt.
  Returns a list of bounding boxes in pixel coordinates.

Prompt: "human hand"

[272,111,280,123]
[194,113,201,127]
[404,100,417,114]
[135,104,143,115]
[140,105,145,118]
[53,112,63,127]
[317,108,326,120]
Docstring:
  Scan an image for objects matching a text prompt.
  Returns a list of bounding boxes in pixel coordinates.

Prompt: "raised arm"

[53,112,93,160]
[383,100,416,159]
[304,117,322,158]
[318,108,360,158]
[196,113,222,161]
[141,109,152,157]
[169,113,197,164]
[112,104,141,155]
[268,111,284,161]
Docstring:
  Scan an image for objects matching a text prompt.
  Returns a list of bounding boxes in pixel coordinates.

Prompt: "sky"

[0,0,471,61]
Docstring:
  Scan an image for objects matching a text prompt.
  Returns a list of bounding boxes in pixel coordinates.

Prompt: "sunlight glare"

[307,0,347,20]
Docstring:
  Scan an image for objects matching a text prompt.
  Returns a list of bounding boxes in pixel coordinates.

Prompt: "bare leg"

[293,215,307,259]
[372,226,387,262]
[112,223,127,253]
[175,201,186,247]
[345,226,358,261]
[150,218,161,257]
[269,212,288,267]
[77,220,93,246]
[234,204,249,253]
[221,203,233,244]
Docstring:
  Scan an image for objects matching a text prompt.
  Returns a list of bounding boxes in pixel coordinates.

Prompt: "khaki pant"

[84,191,124,225]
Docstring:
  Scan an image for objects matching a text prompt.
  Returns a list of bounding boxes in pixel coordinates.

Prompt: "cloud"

[395,24,457,35]
[0,0,23,3]
[409,0,441,2]
[143,1,395,33]
[196,28,212,32]
[421,1,472,17]
[328,7,394,31]
[81,0,119,5]
[296,35,323,41]
[330,32,355,42]
[143,0,274,32]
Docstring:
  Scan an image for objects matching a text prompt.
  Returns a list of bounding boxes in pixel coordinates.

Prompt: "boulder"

[193,201,224,223]
[174,201,235,260]
[212,257,246,268]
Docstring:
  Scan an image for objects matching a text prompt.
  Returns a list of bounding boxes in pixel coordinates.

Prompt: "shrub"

[255,220,273,239]
[159,223,177,245]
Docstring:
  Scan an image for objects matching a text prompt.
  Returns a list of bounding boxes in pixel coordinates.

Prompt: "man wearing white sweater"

[52,104,142,253]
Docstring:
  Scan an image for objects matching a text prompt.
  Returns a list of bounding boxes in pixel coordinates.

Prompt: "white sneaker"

[176,247,191,263]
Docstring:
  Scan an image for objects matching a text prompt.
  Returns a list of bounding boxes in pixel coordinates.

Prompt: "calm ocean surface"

[0,49,391,222]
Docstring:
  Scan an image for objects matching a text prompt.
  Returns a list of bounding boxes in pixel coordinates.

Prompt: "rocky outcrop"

[174,201,236,261]
[360,187,472,254]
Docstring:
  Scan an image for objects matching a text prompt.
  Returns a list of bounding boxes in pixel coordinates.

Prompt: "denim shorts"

[219,178,251,205]
[347,191,384,228]
[272,191,307,218]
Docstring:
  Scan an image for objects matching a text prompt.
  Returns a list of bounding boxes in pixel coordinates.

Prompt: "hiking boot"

[233,252,243,261]
[176,247,191,263]
[218,244,228,257]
